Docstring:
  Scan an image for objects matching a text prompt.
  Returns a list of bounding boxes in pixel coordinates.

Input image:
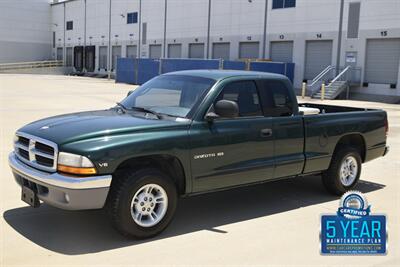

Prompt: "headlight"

[57,152,97,175]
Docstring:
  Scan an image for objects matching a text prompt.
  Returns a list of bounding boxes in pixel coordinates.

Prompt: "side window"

[215,81,262,117]
[258,80,293,117]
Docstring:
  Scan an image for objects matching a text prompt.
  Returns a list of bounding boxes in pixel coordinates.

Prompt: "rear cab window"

[256,79,294,117]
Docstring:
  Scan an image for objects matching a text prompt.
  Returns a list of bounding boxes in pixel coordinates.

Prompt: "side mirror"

[127,90,134,97]
[206,100,239,121]
[205,111,219,122]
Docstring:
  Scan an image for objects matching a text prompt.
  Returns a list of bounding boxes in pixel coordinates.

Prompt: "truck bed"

[298,102,387,174]
[298,103,377,114]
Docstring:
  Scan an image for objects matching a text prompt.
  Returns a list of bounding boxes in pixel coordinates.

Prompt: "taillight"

[384,117,389,137]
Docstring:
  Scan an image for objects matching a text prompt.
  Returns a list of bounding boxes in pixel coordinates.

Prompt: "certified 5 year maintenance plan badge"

[320,191,387,255]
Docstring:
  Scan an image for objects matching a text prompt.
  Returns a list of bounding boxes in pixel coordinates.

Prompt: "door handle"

[260,128,273,137]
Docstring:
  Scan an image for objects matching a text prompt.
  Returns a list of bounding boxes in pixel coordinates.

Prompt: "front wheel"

[322,146,362,195]
[108,168,177,239]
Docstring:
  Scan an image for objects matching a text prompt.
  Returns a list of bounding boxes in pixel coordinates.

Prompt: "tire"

[322,146,362,195]
[107,168,177,239]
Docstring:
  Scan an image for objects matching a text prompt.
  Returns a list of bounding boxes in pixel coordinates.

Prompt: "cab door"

[189,80,275,192]
[256,79,305,179]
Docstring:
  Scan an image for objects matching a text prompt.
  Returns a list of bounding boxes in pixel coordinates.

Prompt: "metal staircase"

[307,65,336,96]
[312,81,348,99]
[310,66,352,100]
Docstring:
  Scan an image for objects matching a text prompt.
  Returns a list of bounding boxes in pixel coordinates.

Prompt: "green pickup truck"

[9,70,389,238]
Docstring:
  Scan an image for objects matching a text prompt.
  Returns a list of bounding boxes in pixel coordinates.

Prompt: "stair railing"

[327,65,351,87]
[308,65,335,96]
[310,65,332,84]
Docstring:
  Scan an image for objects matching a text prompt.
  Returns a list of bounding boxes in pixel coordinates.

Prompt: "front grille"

[14,132,58,172]
[19,136,30,146]
[35,142,54,155]
[18,148,29,160]
[36,155,54,167]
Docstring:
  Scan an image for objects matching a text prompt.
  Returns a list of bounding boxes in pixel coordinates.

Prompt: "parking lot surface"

[0,74,399,266]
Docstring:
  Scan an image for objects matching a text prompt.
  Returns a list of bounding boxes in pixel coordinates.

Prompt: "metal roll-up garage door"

[168,44,182,58]
[112,45,121,71]
[189,43,205,58]
[365,38,400,84]
[149,44,162,59]
[74,46,84,72]
[212,42,230,60]
[270,41,293,63]
[99,46,107,70]
[56,47,63,61]
[85,46,95,72]
[239,42,259,59]
[66,47,73,67]
[304,40,333,80]
[126,45,137,58]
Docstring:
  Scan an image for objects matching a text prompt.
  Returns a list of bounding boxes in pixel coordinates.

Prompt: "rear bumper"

[365,145,389,162]
[9,152,112,210]
[383,146,389,157]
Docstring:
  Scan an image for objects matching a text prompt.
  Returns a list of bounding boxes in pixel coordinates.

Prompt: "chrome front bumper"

[9,152,112,210]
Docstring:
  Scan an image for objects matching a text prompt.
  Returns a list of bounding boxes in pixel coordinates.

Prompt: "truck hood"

[17,109,190,145]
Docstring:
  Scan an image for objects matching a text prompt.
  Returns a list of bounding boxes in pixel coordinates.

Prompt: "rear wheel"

[108,168,177,239]
[322,146,362,195]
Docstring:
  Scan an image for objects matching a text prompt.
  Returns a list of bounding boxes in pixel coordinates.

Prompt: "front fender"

[59,127,191,177]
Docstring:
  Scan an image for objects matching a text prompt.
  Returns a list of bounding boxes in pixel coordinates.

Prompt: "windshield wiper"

[131,106,162,119]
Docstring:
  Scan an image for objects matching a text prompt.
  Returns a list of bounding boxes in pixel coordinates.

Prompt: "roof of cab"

[163,69,287,81]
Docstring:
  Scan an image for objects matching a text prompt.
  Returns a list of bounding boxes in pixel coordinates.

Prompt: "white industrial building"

[0,0,52,63]
[0,0,400,101]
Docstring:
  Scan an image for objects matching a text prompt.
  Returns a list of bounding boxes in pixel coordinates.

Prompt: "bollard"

[321,83,325,101]
[301,82,306,99]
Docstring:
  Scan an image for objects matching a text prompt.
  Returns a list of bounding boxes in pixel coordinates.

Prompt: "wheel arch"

[114,154,187,195]
[333,133,366,163]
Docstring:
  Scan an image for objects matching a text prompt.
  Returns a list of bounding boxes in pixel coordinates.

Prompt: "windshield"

[120,75,216,118]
